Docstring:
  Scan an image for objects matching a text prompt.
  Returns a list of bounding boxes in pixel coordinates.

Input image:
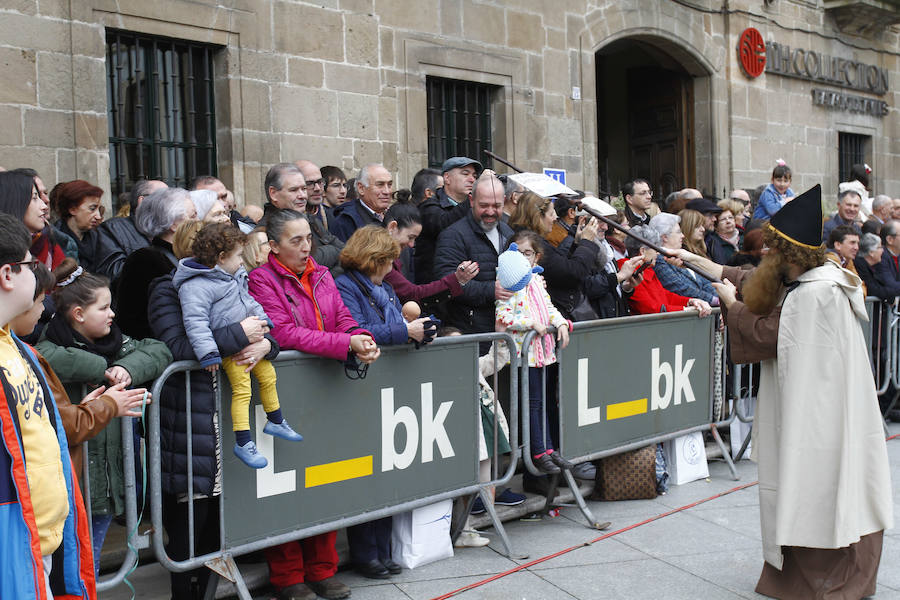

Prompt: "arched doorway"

[596,36,711,201]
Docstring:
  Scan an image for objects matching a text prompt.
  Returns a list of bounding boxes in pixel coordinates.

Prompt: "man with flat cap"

[415,156,483,283]
[673,184,893,599]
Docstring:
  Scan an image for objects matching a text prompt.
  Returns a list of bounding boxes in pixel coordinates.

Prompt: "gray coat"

[172,258,272,366]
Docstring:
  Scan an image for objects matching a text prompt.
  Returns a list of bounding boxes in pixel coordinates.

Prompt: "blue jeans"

[91,513,114,575]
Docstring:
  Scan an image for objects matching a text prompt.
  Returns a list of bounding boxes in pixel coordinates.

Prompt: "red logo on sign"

[738,28,766,78]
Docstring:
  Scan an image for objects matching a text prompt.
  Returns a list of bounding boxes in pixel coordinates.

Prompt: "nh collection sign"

[737,27,890,118]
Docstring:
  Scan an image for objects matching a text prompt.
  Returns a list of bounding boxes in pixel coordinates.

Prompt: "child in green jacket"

[36,262,172,573]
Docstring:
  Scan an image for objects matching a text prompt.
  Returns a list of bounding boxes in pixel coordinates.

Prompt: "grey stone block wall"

[0,0,897,211]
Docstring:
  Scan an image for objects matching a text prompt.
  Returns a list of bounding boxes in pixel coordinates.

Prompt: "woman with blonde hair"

[679,209,709,258]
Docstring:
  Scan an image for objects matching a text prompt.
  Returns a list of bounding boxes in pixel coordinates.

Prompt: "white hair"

[357,163,383,188]
[649,212,680,240]
[135,187,191,238]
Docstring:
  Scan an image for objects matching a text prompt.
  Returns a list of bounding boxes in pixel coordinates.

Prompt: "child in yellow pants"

[174,222,302,469]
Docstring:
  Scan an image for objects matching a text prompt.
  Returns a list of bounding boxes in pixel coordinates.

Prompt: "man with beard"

[672,184,893,599]
[432,172,513,333]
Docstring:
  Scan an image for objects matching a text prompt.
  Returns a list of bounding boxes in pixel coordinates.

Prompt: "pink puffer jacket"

[248,255,366,361]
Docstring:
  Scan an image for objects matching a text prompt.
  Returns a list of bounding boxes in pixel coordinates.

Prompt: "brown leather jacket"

[36,350,118,480]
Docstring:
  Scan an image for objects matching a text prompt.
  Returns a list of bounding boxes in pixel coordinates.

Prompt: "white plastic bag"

[663,431,709,485]
[391,500,453,569]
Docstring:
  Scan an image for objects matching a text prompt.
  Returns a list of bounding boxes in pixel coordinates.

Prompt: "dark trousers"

[528,365,559,456]
[264,532,338,589]
[347,517,393,564]
[162,494,221,600]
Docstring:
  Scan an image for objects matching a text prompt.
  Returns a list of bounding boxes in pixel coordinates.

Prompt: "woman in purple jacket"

[248,208,378,600]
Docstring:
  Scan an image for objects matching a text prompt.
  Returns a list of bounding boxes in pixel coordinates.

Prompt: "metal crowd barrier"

[144,332,520,599]
[73,297,900,595]
[518,310,728,528]
[67,384,143,593]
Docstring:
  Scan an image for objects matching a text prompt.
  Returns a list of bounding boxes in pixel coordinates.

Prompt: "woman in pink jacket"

[248,208,379,600]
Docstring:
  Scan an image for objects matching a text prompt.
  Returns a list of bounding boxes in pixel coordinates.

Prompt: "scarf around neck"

[44,313,123,366]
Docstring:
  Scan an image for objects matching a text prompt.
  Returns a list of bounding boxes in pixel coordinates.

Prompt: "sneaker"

[470,496,486,515]
[234,441,267,469]
[548,451,574,470]
[307,576,351,600]
[534,453,560,474]
[454,531,490,547]
[495,488,526,506]
[264,419,303,442]
[571,462,596,481]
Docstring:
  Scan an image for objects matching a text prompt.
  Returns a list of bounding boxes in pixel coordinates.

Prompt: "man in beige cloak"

[674,184,893,599]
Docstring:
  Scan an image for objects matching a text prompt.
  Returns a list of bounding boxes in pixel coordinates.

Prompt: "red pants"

[265,531,338,589]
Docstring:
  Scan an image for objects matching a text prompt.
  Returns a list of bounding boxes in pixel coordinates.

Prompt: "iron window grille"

[106,30,218,198]
[838,132,869,184]
[426,76,495,169]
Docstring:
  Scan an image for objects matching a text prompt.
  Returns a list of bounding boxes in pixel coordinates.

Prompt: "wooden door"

[627,67,694,199]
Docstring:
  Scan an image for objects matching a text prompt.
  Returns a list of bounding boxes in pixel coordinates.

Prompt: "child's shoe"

[234,440,268,468]
[264,419,304,441]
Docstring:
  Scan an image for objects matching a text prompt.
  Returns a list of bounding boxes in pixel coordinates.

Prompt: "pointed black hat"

[767,184,824,249]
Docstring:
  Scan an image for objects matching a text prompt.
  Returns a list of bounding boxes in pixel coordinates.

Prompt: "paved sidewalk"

[102,423,900,600]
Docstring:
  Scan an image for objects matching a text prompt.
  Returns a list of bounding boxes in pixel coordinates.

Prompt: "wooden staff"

[484,150,722,283]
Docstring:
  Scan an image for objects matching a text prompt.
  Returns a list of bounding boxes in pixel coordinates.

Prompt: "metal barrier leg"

[205,554,252,600]
[709,425,739,480]
[476,487,527,559]
[202,572,219,600]
[734,427,752,461]
[559,468,611,531]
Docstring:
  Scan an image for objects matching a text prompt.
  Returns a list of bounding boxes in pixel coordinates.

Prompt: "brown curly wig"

[191,222,246,267]
[741,226,825,315]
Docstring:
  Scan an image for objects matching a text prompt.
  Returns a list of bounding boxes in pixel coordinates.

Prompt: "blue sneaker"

[470,496,486,515]
[263,419,303,442]
[495,488,527,506]
[234,441,268,469]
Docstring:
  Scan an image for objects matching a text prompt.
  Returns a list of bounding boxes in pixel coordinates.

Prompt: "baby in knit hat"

[495,230,572,475]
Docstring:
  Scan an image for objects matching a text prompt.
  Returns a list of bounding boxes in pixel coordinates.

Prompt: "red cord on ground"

[431,434,899,600]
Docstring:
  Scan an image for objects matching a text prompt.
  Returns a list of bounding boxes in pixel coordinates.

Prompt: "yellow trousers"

[222,357,280,432]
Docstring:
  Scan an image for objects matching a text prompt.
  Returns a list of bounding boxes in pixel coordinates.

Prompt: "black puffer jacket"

[433,213,513,333]
[148,273,279,497]
[56,220,125,278]
[415,188,470,283]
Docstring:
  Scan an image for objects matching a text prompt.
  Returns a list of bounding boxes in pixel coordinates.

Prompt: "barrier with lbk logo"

[558,311,715,460]
[219,335,489,548]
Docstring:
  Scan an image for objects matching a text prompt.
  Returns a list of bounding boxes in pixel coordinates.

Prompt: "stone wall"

[0,0,897,209]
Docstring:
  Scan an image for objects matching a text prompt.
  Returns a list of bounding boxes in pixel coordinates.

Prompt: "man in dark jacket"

[98,179,164,276]
[415,157,482,283]
[330,163,393,242]
[263,163,344,272]
[433,174,513,333]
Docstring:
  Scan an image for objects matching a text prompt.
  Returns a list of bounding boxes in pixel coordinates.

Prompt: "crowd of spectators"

[0,154,896,600]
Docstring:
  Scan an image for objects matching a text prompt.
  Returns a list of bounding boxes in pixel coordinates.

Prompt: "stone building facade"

[1,0,898,209]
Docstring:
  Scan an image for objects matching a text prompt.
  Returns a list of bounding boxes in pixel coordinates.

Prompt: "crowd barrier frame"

[145,332,521,599]
[517,310,736,530]
[69,385,144,594]
[71,296,900,595]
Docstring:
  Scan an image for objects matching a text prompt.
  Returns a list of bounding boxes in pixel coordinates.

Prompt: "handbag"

[592,445,657,501]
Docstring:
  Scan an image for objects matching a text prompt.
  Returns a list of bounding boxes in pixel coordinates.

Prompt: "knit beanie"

[189,189,218,220]
[497,243,543,291]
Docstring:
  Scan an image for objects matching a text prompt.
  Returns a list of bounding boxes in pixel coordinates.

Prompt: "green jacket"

[35,333,172,515]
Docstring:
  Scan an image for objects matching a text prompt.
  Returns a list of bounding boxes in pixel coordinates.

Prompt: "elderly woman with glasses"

[51,180,125,278]
[649,212,719,306]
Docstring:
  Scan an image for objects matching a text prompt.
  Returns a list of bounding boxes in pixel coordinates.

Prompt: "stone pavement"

[101,423,900,600]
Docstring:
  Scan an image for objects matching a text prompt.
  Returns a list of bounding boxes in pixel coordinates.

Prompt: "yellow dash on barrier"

[305,456,373,488]
[606,398,648,420]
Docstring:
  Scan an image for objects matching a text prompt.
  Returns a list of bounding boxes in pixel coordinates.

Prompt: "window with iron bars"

[426,76,496,170]
[838,132,870,184]
[106,30,219,198]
